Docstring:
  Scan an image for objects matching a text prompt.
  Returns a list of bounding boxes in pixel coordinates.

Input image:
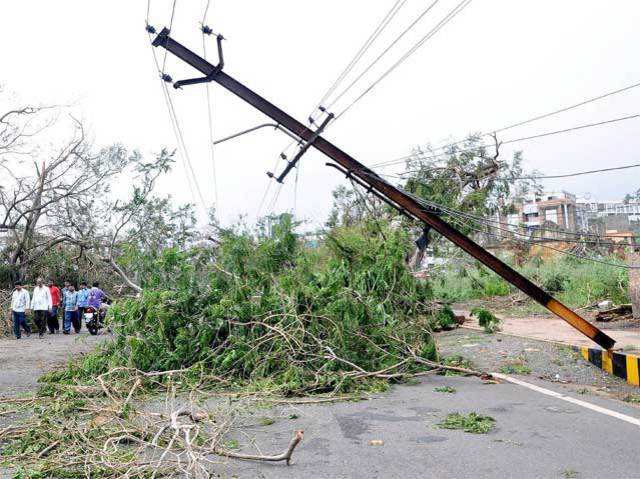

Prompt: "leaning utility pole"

[152,28,615,350]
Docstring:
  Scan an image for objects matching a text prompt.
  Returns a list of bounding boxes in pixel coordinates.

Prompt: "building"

[488,191,579,242]
[576,199,640,234]
[520,191,578,232]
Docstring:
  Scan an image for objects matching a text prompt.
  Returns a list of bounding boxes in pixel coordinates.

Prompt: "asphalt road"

[225,374,640,479]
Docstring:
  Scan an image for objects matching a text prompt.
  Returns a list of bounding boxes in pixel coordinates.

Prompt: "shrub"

[470,307,501,333]
[62,218,439,394]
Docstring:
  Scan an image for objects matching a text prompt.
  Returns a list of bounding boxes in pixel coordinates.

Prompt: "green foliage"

[437,412,496,434]
[434,386,456,393]
[63,217,438,394]
[432,264,510,302]
[429,304,457,331]
[433,254,629,308]
[623,394,640,404]
[470,307,501,334]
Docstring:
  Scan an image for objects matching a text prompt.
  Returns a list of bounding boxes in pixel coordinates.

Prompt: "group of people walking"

[9,278,106,339]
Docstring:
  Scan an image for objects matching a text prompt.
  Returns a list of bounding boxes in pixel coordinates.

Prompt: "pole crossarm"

[152,30,615,351]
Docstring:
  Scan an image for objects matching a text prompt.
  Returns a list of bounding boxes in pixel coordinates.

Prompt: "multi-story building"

[486,192,640,245]
[489,191,578,242]
[520,191,578,232]
[576,199,640,234]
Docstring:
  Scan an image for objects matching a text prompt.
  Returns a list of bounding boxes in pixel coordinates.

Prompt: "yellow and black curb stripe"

[573,346,640,387]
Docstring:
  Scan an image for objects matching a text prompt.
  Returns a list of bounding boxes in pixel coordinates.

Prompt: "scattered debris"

[595,304,633,322]
[436,412,496,434]
[434,386,456,394]
[470,307,501,333]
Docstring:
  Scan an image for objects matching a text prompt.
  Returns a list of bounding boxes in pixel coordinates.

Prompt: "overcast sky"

[2,1,639,228]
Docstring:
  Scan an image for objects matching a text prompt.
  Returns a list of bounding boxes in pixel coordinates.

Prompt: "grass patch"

[437,412,495,434]
[433,255,629,308]
[434,386,456,394]
[623,394,640,404]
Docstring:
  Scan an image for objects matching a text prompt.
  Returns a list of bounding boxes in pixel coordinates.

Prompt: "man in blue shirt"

[77,282,90,331]
[63,284,79,334]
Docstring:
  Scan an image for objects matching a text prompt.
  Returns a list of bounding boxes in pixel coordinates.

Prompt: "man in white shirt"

[31,277,52,338]
[10,281,31,339]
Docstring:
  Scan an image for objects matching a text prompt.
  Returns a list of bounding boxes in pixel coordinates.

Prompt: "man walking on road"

[10,281,31,339]
[63,284,79,334]
[47,279,61,334]
[31,278,52,338]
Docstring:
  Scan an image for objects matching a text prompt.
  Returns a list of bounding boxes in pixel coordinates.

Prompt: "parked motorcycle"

[83,306,106,335]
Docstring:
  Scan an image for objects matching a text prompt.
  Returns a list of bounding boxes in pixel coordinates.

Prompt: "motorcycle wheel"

[88,324,98,335]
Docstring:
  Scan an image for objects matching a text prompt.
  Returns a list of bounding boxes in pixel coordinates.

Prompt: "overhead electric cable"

[161,0,178,74]
[202,0,219,220]
[371,112,640,168]
[323,0,436,113]
[385,161,640,182]
[376,78,640,167]
[312,0,407,119]
[335,0,473,119]
[146,1,207,211]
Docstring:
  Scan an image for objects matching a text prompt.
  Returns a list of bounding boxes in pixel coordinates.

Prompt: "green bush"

[470,307,501,333]
[61,217,439,394]
[433,254,629,308]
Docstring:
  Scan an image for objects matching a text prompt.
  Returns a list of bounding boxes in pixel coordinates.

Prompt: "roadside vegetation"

[432,254,630,309]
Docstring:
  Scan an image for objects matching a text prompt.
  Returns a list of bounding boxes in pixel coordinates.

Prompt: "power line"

[354,168,637,242]
[311,0,407,119]
[445,212,640,269]
[386,161,640,181]
[336,0,474,120]
[146,1,207,211]
[324,0,440,114]
[381,180,640,268]
[375,78,640,168]
[371,112,640,168]
[202,0,219,220]
[161,0,178,74]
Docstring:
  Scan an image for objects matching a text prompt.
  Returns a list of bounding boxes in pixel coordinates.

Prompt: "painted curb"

[573,346,640,387]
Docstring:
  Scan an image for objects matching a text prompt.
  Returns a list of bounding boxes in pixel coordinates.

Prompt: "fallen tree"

[55,217,447,394]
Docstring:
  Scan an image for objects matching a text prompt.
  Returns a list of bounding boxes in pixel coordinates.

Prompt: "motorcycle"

[83,306,106,335]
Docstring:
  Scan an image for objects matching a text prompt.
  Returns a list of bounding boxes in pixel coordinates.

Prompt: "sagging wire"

[146,0,207,212]
[201,0,220,221]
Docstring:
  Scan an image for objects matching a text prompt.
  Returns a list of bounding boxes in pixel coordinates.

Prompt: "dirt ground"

[437,328,640,401]
[0,332,107,397]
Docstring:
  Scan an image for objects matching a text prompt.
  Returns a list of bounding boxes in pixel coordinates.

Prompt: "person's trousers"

[47,306,59,333]
[33,310,47,336]
[12,311,30,339]
[64,310,80,333]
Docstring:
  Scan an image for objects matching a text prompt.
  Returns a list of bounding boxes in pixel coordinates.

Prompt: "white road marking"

[492,372,640,428]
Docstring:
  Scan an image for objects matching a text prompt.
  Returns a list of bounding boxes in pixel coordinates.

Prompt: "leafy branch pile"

[69,218,445,394]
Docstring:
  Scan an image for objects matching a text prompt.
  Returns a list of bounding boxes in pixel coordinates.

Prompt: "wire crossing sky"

[2,1,639,228]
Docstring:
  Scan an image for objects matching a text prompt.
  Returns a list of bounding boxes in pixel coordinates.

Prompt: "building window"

[545,209,558,224]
